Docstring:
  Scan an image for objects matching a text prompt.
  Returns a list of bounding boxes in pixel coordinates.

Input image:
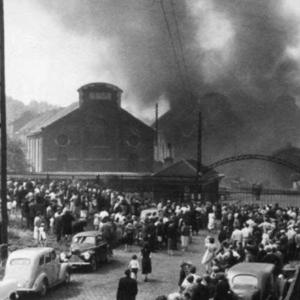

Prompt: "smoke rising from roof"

[37,0,300,181]
[37,0,300,108]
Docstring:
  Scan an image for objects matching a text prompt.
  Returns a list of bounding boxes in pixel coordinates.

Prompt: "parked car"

[0,279,18,300]
[61,231,110,271]
[140,208,161,222]
[2,247,70,297]
[227,262,284,300]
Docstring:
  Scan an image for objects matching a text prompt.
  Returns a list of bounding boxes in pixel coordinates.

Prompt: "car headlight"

[60,252,68,262]
[82,252,91,260]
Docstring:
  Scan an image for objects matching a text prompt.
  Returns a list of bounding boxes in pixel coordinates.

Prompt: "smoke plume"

[37,0,300,106]
[37,0,300,186]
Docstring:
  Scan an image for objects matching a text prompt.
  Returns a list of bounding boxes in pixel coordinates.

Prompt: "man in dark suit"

[116,269,138,300]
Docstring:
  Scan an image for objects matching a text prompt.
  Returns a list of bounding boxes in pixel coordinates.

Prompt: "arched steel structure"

[206,154,300,174]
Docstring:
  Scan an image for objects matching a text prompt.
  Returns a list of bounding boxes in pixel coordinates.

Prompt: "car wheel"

[90,256,97,272]
[65,269,71,284]
[39,279,48,297]
[9,293,18,300]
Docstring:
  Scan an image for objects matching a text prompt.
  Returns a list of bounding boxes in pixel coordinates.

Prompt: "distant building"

[273,144,300,189]
[152,159,222,202]
[21,82,154,172]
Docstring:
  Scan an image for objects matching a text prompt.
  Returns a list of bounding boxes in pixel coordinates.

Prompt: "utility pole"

[155,103,158,146]
[0,0,8,257]
[154,103,159,162]
[197,111,202,200]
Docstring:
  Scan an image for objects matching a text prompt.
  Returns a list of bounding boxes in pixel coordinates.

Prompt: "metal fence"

[220,190,300,207]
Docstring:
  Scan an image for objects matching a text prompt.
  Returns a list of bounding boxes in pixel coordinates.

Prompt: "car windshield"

[73,236,95,244]
[232,275,258,289]
[9,258,31,266]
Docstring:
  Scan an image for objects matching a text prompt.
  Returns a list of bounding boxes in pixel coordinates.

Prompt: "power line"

[169,0,192,93]
[159,0,188,94]
[159,0,199,138]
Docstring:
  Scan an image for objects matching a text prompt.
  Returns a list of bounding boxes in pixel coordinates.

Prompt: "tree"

[5,138,27,173]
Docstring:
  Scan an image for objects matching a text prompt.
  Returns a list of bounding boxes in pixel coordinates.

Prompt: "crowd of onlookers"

[5,178,209,250]
[4,178,300,300]
[156,203,300,300]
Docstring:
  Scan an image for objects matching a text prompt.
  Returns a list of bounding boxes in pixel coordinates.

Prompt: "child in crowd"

[128,254,140,280]
[38,223,47,246]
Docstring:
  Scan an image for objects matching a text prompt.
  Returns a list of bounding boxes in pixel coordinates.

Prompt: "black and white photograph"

[1,0,300,299]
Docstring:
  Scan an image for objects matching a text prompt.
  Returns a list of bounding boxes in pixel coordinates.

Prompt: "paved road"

[20,233,207,300]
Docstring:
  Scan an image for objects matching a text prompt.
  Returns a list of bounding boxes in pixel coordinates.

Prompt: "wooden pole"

[155,103,158,146]
[0,0,8,254]
[197,111,202,200]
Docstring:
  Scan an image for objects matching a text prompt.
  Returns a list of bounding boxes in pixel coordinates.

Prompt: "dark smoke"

[37,0,300,106]
[37,0,199,109]
[37,0,300,186]
[212,0,300,100]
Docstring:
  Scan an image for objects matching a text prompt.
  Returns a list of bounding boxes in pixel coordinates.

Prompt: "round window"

[56,134,69,146]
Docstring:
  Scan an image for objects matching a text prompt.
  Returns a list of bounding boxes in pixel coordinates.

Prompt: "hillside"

[7,96,60,124]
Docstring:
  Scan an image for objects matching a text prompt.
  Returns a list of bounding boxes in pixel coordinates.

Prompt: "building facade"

[25,83,154,172]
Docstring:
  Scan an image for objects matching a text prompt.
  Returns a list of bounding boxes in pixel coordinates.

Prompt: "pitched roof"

[16,109,58,136]
[17,103,78,136]
[153,159,219,181]
[18,102,153,136]
[121,108,155,132]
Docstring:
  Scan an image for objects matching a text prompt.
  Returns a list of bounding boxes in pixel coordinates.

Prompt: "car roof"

[73,231,101,238]
[9,247,54,259]
[141,208,158,212]
[141,208,158,216]
[227,263,275,279]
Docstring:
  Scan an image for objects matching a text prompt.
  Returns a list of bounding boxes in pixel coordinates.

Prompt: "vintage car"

[61,231,109,271]
[140,208,161,222]
[0,279,18,300]
[227,263,278,300]
[2,247,70,297]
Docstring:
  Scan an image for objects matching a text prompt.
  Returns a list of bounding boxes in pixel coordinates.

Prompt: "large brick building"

[23,82,154,172]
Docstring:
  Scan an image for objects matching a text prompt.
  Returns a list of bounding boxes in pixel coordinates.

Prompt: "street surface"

[20,233,207,300]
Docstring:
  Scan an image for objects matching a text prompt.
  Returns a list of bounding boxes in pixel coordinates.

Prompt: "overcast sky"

[5,0,121,105]
[4,0,300,120]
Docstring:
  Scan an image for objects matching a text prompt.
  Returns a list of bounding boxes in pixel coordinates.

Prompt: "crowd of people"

[4,178,300,300]
[156,203,300,300]
[5,177,209,250]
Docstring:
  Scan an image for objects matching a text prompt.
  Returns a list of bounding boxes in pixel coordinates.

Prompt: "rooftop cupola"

[77,82,123,107]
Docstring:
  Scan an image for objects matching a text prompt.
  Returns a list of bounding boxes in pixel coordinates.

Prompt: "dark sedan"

[61,231,110,271]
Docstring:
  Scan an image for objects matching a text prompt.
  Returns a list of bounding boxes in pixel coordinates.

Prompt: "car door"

[50,250,61,282]
[44,252,54,285]
[44,251,60,285]
[37,255,45,282]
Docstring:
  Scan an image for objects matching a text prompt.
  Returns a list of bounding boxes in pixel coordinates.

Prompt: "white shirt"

[241,227,251,239]
[128,259,140,270]
[231,229,243,243]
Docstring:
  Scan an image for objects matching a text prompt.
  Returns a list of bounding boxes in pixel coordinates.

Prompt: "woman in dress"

[141,242,152,282]
[207,211,216,233]
[201,236,218,273]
